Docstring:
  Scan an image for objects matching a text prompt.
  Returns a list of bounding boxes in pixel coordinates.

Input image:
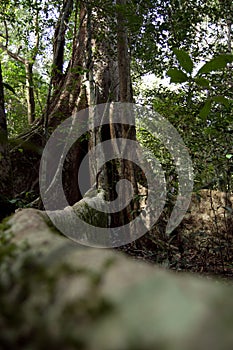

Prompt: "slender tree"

[0,0,43,124]
[0,60,13,198]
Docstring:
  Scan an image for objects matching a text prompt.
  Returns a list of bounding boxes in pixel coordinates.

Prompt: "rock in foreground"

[0,209,233,350]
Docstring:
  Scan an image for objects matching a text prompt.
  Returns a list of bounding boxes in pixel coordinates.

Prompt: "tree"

[5,0,141,233]
[0,0,58,125]
[0,60,13,198]
[1,0,231,232]
[130,0,233,79]
[51,0,74,88]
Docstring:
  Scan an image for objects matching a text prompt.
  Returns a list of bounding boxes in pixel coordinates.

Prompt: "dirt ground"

[120,190,233,280]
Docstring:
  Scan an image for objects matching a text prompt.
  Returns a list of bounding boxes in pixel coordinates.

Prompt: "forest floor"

[119,189,233,282]
[119,226,233,283]
[118,191,233,282]
[3,189,233,281]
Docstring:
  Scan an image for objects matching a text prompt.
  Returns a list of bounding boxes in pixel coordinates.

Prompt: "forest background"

[0,0,233,274]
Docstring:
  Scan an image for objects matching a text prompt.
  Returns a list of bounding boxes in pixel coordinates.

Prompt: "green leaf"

[167,68,189,83]
[9,199,18,204]
[226,154,233,159]
[197,54,233,75]
[212,96,230,108]
[199,100,212,119]
[3,82,16,95]
[194,77,210,88]
[173,48,194,74]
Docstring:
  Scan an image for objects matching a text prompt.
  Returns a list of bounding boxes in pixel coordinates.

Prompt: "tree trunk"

[115,0,139,225]
[0,61,13,198]
[79,0,139,228]
[25,61,36,124]
[52,0,74,88]
[12,1,140,231]
[116,0,133,103]
[0,49,36,125]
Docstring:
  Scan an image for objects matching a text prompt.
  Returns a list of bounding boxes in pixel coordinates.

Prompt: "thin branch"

[3,20,8,47]
[0,43,25,64]
[31,5,40,62]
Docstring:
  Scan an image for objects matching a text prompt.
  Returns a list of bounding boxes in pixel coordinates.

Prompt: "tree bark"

[52,0,74,88]
[25,61,36,124]
[0,61,13,198]
[11,1,141,228]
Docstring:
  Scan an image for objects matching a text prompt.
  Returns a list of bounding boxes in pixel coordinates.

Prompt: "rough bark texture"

[82,2,140,228]
[45,4,87,130]
[116,0,133,103]
[52,0,74,88]
[10,0,140,228]
[11,5,89,204]
[116,0,139,225]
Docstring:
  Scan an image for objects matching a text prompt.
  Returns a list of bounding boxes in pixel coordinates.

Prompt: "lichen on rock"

[1,208,233,349]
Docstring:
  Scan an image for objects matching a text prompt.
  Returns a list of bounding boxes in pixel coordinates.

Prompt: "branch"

[0,43,25,64]
[3,20,9,47]
[31,4,40,62]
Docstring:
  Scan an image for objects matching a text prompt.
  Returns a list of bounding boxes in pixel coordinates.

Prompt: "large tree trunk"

[45,1,139,212]
[83,1,139,229]
[11,1,140,236]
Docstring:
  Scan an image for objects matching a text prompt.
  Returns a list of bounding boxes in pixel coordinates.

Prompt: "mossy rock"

[0,209,233,350]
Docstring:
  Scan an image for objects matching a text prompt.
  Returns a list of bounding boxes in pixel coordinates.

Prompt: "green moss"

[0,227,116,349]
[0,211,118,349]
[0,217,11,232]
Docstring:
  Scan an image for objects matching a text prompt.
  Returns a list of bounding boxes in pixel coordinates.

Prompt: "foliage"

[0,0,232,214]
[136,81,233,193]
[131,0,224,77]
[167,49,233,118]
[0,0,58,133]
[135,0,232,194]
